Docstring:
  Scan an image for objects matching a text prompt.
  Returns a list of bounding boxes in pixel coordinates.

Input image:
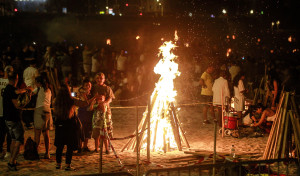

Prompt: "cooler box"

[224,112,237,130]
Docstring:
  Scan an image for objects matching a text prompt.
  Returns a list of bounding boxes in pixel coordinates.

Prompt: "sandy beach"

[0,105,293,175]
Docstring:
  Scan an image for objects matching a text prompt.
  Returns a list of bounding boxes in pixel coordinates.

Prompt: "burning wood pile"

[122,41,190,153]
[263,92,300,161]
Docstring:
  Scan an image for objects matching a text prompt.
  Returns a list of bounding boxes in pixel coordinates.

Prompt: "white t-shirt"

[212,77,230,106]
[0,78,9,117]
[234,80,245,111]
[34,87,51,108]
[234,80,245,98]
[23,66,39,89]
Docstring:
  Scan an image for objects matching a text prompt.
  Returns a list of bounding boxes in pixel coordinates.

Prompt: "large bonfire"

[122,37,189,152]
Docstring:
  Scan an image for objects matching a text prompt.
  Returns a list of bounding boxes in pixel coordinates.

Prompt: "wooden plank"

[289,111,300,162]
[170,103,190,148]
[291,95,299,119]
[152,120,159,152]
[274,92,289,158]
[268,109,283,159]
[147,97,151,161]
[263,93,285,159]
[169,107,182,151]
[121,113,144,152]
[280,109,290,158]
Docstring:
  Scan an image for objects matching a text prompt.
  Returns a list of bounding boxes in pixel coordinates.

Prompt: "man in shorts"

[199,65,215,124]
[3,72,26,171]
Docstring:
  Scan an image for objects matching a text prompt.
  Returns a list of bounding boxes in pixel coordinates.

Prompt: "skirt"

[34,106,53,130]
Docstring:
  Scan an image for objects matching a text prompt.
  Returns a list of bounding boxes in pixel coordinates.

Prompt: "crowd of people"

[0,40,295,172]
[199,63,282,138]
[0,67,115,171]
[0,43,158,106]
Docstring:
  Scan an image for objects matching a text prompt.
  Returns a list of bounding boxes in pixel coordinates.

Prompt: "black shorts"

[5,121,24,144]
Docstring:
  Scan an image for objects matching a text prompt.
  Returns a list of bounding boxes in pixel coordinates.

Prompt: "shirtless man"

[251,104,275,126]
[251,104,275,133]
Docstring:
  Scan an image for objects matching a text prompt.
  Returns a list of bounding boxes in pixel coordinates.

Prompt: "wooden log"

[121,111,146,152]
[289,111,300,162]
[291,95,300,119]
[270,109,283,159]
[263,93,285,159]
[123,90,159,152]
[274,92,289,158]
[267,110,282,159]
[147,97,151,162]
[267,102,284,159]
[172,105,190,149]
[135,111,151,151]
[169,107,182,151]
[130,112,149,150]
[271,95,287,159]
[293,116,300,144]
[291,111,300,146]
[280,109,290,158]
[152,120,159,152]
[121,117,142,151]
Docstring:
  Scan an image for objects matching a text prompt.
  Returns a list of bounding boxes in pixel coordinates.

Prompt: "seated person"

[251,104,275,133]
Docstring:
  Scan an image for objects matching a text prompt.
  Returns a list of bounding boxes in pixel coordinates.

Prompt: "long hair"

[35,74,49,91]
[233,72,245,87]
[54,84,74,120]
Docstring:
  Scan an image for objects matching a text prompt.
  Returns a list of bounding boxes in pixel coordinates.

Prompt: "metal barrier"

[144,158,299,176]
[83,172,133,176]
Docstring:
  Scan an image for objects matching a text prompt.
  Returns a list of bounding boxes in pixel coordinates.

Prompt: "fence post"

[136,105,140,176]
[147,97,151,162]
[213,119,217,176]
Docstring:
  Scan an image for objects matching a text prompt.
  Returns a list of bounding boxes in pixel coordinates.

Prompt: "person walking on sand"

[199,65,215,124]
[3,73,27,171]
[53,84,90,171]
[212,70,230,128]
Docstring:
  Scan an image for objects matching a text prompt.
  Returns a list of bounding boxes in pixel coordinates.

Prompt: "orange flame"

[140,40,181,151]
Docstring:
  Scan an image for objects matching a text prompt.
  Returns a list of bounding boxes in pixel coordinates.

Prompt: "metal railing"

[144,158,299,176]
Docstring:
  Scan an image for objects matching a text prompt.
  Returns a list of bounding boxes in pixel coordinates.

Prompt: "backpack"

[23,137,39,160]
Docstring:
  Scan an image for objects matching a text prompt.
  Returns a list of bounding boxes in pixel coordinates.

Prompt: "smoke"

[43,16,86,43]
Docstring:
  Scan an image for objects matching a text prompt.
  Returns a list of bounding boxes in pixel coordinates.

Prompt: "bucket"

[224,113,237,130]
